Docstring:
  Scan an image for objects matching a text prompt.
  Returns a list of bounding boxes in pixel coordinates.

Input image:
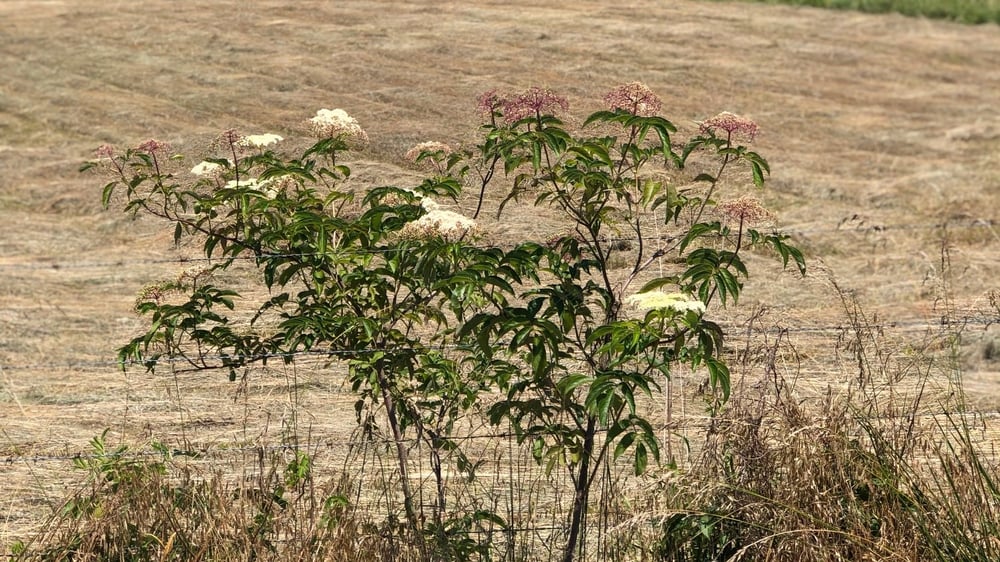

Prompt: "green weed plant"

[726,0,1000,24]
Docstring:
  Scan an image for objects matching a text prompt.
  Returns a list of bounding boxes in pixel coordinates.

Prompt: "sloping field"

[1,0,999,546]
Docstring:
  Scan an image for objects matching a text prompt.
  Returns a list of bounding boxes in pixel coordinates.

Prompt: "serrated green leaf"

[680,222,722,253]
[101,181,117,208]
[557,373,593,395]
[638,276,680,294]
[707,357,731,401]
[614,432,635,460]
[634,443,648,475]
[751,161,765,188]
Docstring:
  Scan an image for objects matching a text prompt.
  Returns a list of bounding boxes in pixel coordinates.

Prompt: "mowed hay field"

[1,0,999,547]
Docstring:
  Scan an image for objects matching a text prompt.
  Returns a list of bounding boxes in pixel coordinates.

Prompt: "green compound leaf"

[706,356,731,401]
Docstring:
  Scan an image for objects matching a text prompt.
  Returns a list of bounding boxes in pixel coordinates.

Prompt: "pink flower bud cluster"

[94,144,116,159]
[134,282,175,311]
[476,89,502,118]
[479,87,569,124]
[700,112,759,143]
[136,139,171,155]
[217,129,243,148]
[502,87,569,123]
[603,82,662,116]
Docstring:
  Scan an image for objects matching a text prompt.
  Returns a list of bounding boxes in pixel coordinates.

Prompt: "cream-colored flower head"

[224,177,271,190]
[223,177,278,198]
[377,186,420,207]
[190,161,224,177]
[239,133,283,148]
[308,108,369,148]
[405,141,452,163]
[420,197,440,211]
[626,291,706,314]
[400,207,477,241]
[718,195,773,226]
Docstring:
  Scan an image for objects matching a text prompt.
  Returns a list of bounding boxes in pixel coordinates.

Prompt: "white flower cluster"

[626,291,706,315]
[223,178,267,189]
[239,133,283,148]
[308,108,369,147]
[190,161,225,177]
[399,198,477,241]
[224,177,278,199]
[405,141,453,164]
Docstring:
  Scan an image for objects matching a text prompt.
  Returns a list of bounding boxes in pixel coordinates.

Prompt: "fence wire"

[1,217,998,552]
[0,310,995,375]
[0,217,995,272]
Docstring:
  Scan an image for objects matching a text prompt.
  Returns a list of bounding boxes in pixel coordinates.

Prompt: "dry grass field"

[1,0,999,552]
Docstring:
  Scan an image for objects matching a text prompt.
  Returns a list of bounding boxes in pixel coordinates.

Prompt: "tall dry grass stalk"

[12,230,1000,562]
[13,284,1000,561]
[616,262,1000,561]
[12,445,425,562]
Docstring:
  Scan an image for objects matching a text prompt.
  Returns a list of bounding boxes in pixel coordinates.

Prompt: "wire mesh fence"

[2,217,999,557]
